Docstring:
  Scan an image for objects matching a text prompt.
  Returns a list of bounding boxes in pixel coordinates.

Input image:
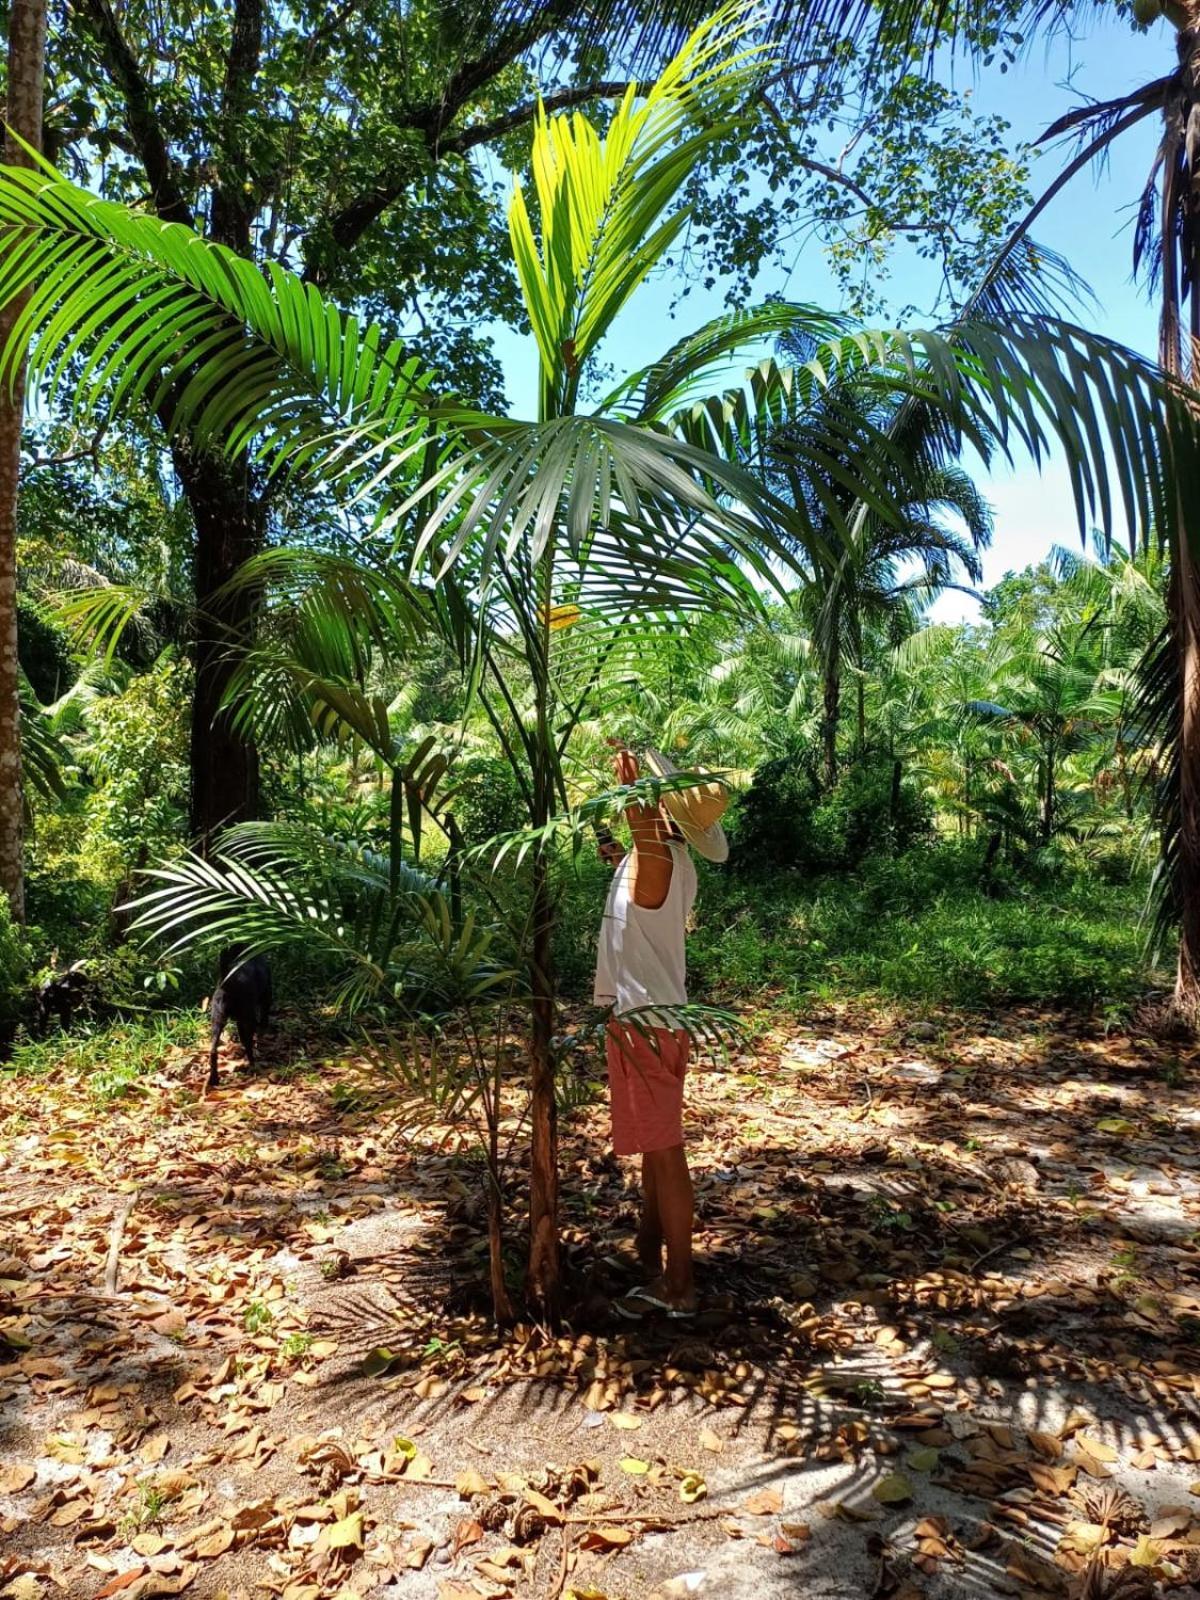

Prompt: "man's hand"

[609,739,639,788]
[607,739,673,909]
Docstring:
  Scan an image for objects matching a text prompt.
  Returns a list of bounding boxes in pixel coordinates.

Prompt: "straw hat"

[643,747,730,863]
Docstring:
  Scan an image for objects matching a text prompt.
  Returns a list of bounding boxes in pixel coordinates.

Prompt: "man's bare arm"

[613,747,673,911]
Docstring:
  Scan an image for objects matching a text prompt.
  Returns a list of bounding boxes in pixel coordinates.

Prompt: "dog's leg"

[208,994,228,1088]
[235,1013,256,1072]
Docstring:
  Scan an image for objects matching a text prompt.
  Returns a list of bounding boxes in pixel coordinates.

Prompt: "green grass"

[3,1012,201,1100]
[686,843,1163,1017]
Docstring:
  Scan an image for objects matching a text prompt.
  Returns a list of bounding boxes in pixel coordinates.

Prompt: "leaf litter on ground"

[2,1002,1200,1594]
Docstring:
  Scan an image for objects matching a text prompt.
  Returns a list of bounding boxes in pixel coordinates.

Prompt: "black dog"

[208,945,272,1088]
[36,962,95,1033]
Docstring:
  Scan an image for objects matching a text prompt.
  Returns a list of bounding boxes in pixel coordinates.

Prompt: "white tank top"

[593,841,697,1018]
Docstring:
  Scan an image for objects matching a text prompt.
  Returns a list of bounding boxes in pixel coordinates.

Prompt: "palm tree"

[678,343,996,784]
[1,2,1195,1311]
[806,453,991,785]
[667,604,818,767]
[968,621,1115,848]
[1051,539,1168,821]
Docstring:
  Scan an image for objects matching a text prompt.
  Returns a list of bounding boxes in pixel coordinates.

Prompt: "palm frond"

[19,677,70,805]
[0,148,433,496]
[508,0,770,417]
[126,822,515,1015]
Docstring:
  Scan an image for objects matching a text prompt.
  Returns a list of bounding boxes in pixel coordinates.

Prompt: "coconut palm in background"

[803,450,991,786]
[890,539,1168,874]
[2,2,1198,1311]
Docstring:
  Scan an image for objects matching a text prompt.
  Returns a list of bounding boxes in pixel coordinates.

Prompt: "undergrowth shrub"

[0,898,34,1045]
[732,755,932,874]
[450,757,527,848]
[688,841,1156,1014]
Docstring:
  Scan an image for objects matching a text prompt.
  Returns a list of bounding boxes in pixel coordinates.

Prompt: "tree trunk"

[1041,749,1055,846]
[821,598,841,790]
[1162,27,1200,1015]
[0,0,47,923]
[525,566,560,1317]
[1170,537,1200,1009]
[526,847,560,1316]
[174,445,261,850]
[486,1079,514,1324]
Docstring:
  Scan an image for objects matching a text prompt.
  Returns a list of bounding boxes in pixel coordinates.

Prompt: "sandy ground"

[1,1002,1199,1599]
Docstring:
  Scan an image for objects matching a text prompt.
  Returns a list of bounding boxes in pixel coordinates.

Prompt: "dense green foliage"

[689,850,1156,1014]
[4,1,1195,1321]
[733,755,933,872]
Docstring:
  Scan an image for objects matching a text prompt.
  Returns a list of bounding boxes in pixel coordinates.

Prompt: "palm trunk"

[821,595,841,790]
[486,1070,514,1324]
[526,822,560,1316]
[0,0,48,922]
[855,676,866,760]
[1163,27,1200,1015]
[1170,546,1200,1007]
[525,562,560,1317]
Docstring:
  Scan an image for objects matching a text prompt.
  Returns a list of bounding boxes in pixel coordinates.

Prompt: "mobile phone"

[593,822,621,865]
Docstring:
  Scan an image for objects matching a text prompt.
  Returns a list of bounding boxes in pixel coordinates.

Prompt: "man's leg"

[643,1144,694,1309]
[637,1154,663,1276]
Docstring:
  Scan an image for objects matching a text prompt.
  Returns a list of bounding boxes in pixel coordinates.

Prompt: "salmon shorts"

[606,1021,691,1156]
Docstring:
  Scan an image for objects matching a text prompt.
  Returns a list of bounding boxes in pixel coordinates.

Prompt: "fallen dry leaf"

[743,1488,783,1517]
[873,1473,913,1506]
[580,1526,634,1550]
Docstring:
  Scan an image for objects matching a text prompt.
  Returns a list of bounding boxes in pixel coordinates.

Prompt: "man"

[594,742,729,1316]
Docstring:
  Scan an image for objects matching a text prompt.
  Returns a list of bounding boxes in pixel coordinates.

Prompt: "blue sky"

[488,14,1172,622]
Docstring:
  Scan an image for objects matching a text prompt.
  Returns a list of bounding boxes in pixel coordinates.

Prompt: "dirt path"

[1,1004,1199,1599]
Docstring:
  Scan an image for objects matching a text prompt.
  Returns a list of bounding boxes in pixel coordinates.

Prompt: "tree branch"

[314,77,633,269]
[436,79,634,158]
[74,0,194,228]
[761,101,967,240]
[431,0,578,119]
[26,423,108,472]
[210,0,265,251]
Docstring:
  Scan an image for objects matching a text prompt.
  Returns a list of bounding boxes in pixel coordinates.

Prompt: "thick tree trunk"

[173,444,261,850]
[0,0,48,923]
[78,0,266,855]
